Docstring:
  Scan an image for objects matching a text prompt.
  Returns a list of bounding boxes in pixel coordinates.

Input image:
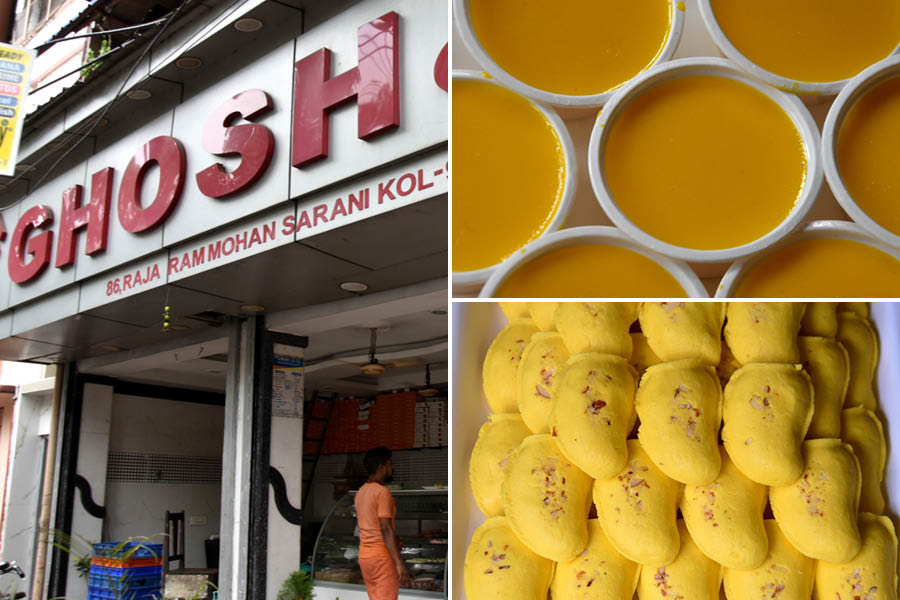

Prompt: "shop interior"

[72,288,448,595]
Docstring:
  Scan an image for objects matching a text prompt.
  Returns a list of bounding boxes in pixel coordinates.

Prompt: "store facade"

[0,0,447,597]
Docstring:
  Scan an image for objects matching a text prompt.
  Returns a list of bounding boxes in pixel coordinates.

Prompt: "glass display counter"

[312,489,448,599]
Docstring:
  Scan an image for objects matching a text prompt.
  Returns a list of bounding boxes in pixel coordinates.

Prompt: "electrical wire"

[32,36,136,94]
[30,0,196,192]
[0,0,248,210]
[0,0,194,206]
[33,15,170,52]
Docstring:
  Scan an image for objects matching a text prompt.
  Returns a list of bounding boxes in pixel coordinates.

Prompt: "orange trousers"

[359,557,400,600]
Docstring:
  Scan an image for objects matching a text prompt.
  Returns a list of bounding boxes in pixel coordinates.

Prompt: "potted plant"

[277,570,314,600]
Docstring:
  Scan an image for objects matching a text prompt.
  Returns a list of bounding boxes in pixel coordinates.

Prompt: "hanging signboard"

[0,43,35,176]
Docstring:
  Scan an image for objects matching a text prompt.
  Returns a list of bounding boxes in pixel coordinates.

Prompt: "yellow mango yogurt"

[825,57,900,248]
[590,59,821,262]
[701,0,900,93]
[479,227,706,298]
[456,0,683,106]
[452,73,574,288]
[718,221,900,298]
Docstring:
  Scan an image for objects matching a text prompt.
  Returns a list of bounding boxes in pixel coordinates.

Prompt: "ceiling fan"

[356,328,423,376]
[418,363,439,398]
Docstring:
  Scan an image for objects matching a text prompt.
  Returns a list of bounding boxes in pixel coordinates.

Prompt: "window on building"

[11,0,67,44]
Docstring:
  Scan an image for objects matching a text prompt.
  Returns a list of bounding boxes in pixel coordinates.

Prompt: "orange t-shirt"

[355,482,396,560]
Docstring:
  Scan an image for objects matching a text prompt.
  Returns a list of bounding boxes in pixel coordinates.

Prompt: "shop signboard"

[0,43,35,176]
[0,0,447,315]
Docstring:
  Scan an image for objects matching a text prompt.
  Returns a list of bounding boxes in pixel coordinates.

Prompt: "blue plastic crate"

[88,573,161,591]
[93,542,163,560]
[88,585,161,600]
[88,566,161,592]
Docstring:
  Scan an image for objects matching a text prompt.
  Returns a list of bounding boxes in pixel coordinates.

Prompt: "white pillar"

[265,344,304,599]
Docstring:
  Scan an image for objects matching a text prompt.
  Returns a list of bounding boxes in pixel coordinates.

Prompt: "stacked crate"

[426,399,448,447]
[373,392,417,449]
[89,542,163,600]
[414,399,448,447]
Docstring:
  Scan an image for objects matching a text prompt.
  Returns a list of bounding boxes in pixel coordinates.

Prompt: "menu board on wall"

[273,353,304,418]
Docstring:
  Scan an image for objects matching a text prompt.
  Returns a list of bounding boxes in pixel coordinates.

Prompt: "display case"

[312,489,448,599]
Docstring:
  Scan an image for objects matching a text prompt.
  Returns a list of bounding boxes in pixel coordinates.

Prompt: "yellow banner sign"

[0,44,35,176]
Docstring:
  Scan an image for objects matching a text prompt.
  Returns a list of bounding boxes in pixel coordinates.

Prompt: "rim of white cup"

[478,226,709,298]
[452,70,578,289]
[822,55,900,250]
[588,56,823,264]
[715,220,900,297]
[453,0,685,108]
[697,0,900,96]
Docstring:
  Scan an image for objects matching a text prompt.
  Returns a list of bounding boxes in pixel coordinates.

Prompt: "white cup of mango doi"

[698,0,900,97]
[452,70,576,292]
[478,226,708,298]
[716,221,900,298]
[453,0,685,109]
[823,56,900,250]
[588,57,823,265]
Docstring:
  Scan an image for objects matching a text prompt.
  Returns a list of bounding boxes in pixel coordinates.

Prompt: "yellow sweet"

[500,302,529,321]
[839,302,870,319]
[722,363,814,486]
[842,406,887,514]
[516,332,570,434]
[468,0,672,96]
[836,312,879,411]
[464,516,554,600]
[502,434,593,561]
[470,414,534,516]
[708,0,900,83]
[839,76,900,239]
[813,513,898,600]
[629,332,662,378]
[722,520,815,600]
[494,244,688,298]
[637,520,722,600]
[799,336,850,439]
[636,360,723,485]
[770,439,862,563]
[555,302,638,356]
[723,302,806,365]
[681,447,769,570]
[638,302,725,365]
[528,302,558,332]
[593,439,682,566]
[604,75,806,250]
[551,520,640,600]
[799,302,839,338]
[551,353,637,480]
[734,238,900,298]
[483,319,540,413]
[453,80,564,273]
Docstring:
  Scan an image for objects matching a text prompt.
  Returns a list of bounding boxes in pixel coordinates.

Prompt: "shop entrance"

[61,334,233,600]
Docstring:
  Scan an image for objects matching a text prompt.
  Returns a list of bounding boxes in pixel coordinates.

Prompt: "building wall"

[0,394,16,555]
[104,395,224,569]
[0,387,52,595]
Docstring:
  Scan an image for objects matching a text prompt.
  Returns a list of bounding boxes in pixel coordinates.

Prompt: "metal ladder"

[302,391,337,509]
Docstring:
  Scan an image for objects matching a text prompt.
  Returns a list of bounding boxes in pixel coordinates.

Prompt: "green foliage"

[81,35,111,80]
[276,570,314,600]
[49,529,93,578]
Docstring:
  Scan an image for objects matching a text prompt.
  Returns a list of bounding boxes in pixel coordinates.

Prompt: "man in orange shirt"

[355,446,410,599]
